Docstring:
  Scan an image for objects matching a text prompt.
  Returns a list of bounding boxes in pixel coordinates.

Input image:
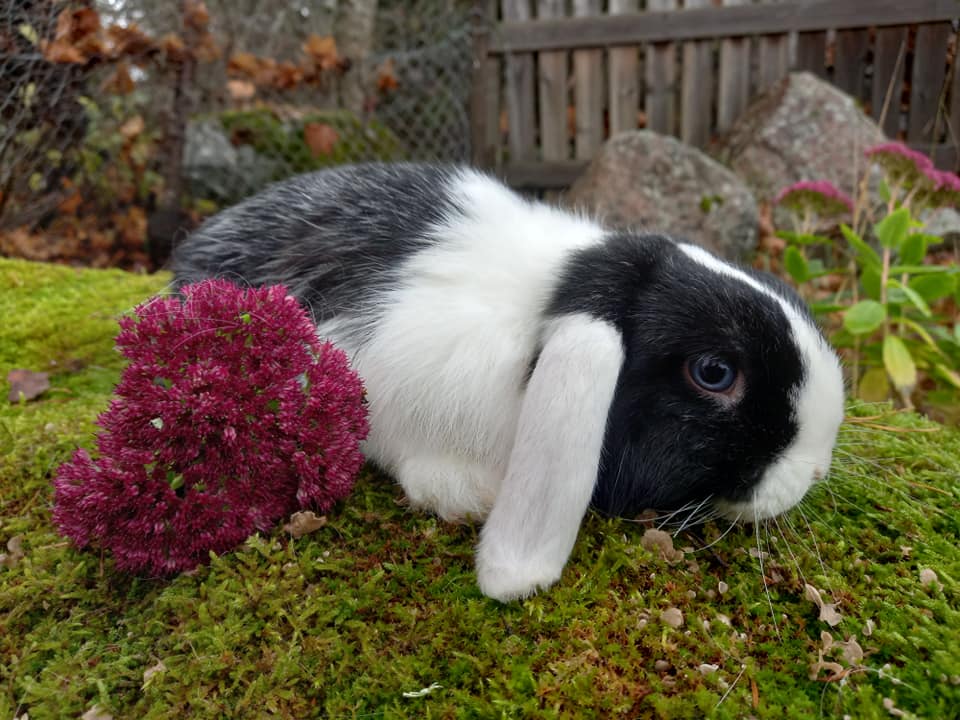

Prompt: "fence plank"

[681,0,713,146]
[490,0,960,53]
[537,0,568,160]
[950,42,960,166]
[795,31,827,78]
[871,26,908,137]
[907,23,952,143]
[470,0,500,168]
[573,0,604,158]
[757,0,789,93]
[501,0,536,159]
[717,0,751,134]
[834,29,869,101]
[644,0,678,135]
[609,0,640,136]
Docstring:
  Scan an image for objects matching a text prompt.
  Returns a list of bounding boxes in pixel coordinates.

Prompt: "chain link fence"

[0,0,478,268]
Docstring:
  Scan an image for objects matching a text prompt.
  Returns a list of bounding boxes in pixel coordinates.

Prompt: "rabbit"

[171,162,846,602]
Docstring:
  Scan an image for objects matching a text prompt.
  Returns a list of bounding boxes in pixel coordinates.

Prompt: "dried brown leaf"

[660,607,683,628]
[283,511,327,538]
[226,80,256,101]
[104,62,135,94]
[304,122,339,158]
[8,369,50,402]
[0,535,25,568]
[302,34,340,71]
[120,115,145,141]
[377,58,399,92]
[640,528,684,563]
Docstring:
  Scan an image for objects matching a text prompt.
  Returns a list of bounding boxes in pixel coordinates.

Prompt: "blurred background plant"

[775,142,960,421]
[0,0,475,269]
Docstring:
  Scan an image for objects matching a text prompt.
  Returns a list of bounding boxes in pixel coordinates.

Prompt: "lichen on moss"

[2,257,958,719]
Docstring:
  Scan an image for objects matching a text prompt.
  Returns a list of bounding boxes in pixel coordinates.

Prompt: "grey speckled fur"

[171,162,465,341]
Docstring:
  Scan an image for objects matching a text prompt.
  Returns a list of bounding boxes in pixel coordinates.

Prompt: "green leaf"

[909,274,957,303]
[898,234,927,266]
[888,279,932,318]
[889,264,955,275]
[843,300,886,335]
[883,335,917,391]
[861,266,882,300]
[840,224,881,269]
[874,207,911,250]
[783,245,811,283]
[858,367,891,402]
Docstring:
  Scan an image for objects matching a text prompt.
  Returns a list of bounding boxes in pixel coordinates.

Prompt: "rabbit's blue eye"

[688,355,736,393]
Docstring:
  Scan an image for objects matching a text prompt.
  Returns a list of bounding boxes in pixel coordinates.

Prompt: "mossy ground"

[2,257,958,719]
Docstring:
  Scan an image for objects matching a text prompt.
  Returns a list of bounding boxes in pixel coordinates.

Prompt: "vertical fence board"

[681,0,713,146]
[501,0,536,159]
[470,0,500,168]
[537,0,568,160]
[644,0,678,135]
[833,29,869,101]
[908,23,952,143]
[950,42,960,166]
[795,31,827,78]
[573,0,604,158]
[758,0,789,92]
[717,0,750,134]
[872,26,908,138]
[609,0,640,136]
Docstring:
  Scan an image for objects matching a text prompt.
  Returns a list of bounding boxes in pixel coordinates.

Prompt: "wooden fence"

[470,0,960,188]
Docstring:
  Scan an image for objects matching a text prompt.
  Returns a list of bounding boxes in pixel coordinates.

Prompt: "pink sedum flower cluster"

[865,141,960,207]
[53,280,369,575]
[774,179,854,217]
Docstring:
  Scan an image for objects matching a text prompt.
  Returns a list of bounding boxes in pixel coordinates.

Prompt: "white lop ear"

[476,313,624,602]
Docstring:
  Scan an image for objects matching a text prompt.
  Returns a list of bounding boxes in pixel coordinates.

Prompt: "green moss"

[219,107,403,175]
[2,258,959,719]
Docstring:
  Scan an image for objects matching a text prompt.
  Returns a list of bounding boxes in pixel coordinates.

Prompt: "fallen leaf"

[184,0,210,32]
[283,511,327,538]
[640,528,684,563]
[0,535,25,568]
[809,650,845,682]
[105,23,154,58]
[120,115,145,141]
[838,636,864,665]
[227,80,256,101]
[8,369,50,402]
[660,607,683,628]
[804,583,842,626]
[698,663,719,675]
[103,62,135,94]
[303,122,339,158]
[81,706,113,720]
[142,660,167,688]
[377,58,399,92]
[919,567,940,589]
[58,192,82,215]
[302,34,339,71]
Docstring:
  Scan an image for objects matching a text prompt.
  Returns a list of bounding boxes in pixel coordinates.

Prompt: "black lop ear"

[475,313,624,602]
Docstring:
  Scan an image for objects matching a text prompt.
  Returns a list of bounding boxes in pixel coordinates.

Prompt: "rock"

[715,72,886,215]
[565,130,759,260]
[183,120,280,204]
[922,207,960,242]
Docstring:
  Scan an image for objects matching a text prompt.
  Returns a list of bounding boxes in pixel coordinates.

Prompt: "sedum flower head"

[53,280,368,575]
[774,179,854,217]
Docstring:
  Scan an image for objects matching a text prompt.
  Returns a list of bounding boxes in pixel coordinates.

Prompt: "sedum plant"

[775,142,960,412]
[53,279,369,575]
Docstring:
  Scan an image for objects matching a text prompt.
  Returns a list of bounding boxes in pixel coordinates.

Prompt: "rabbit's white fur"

[175,164,846,602]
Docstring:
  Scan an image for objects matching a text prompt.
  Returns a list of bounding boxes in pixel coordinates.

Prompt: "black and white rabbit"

[172,162,845,601]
